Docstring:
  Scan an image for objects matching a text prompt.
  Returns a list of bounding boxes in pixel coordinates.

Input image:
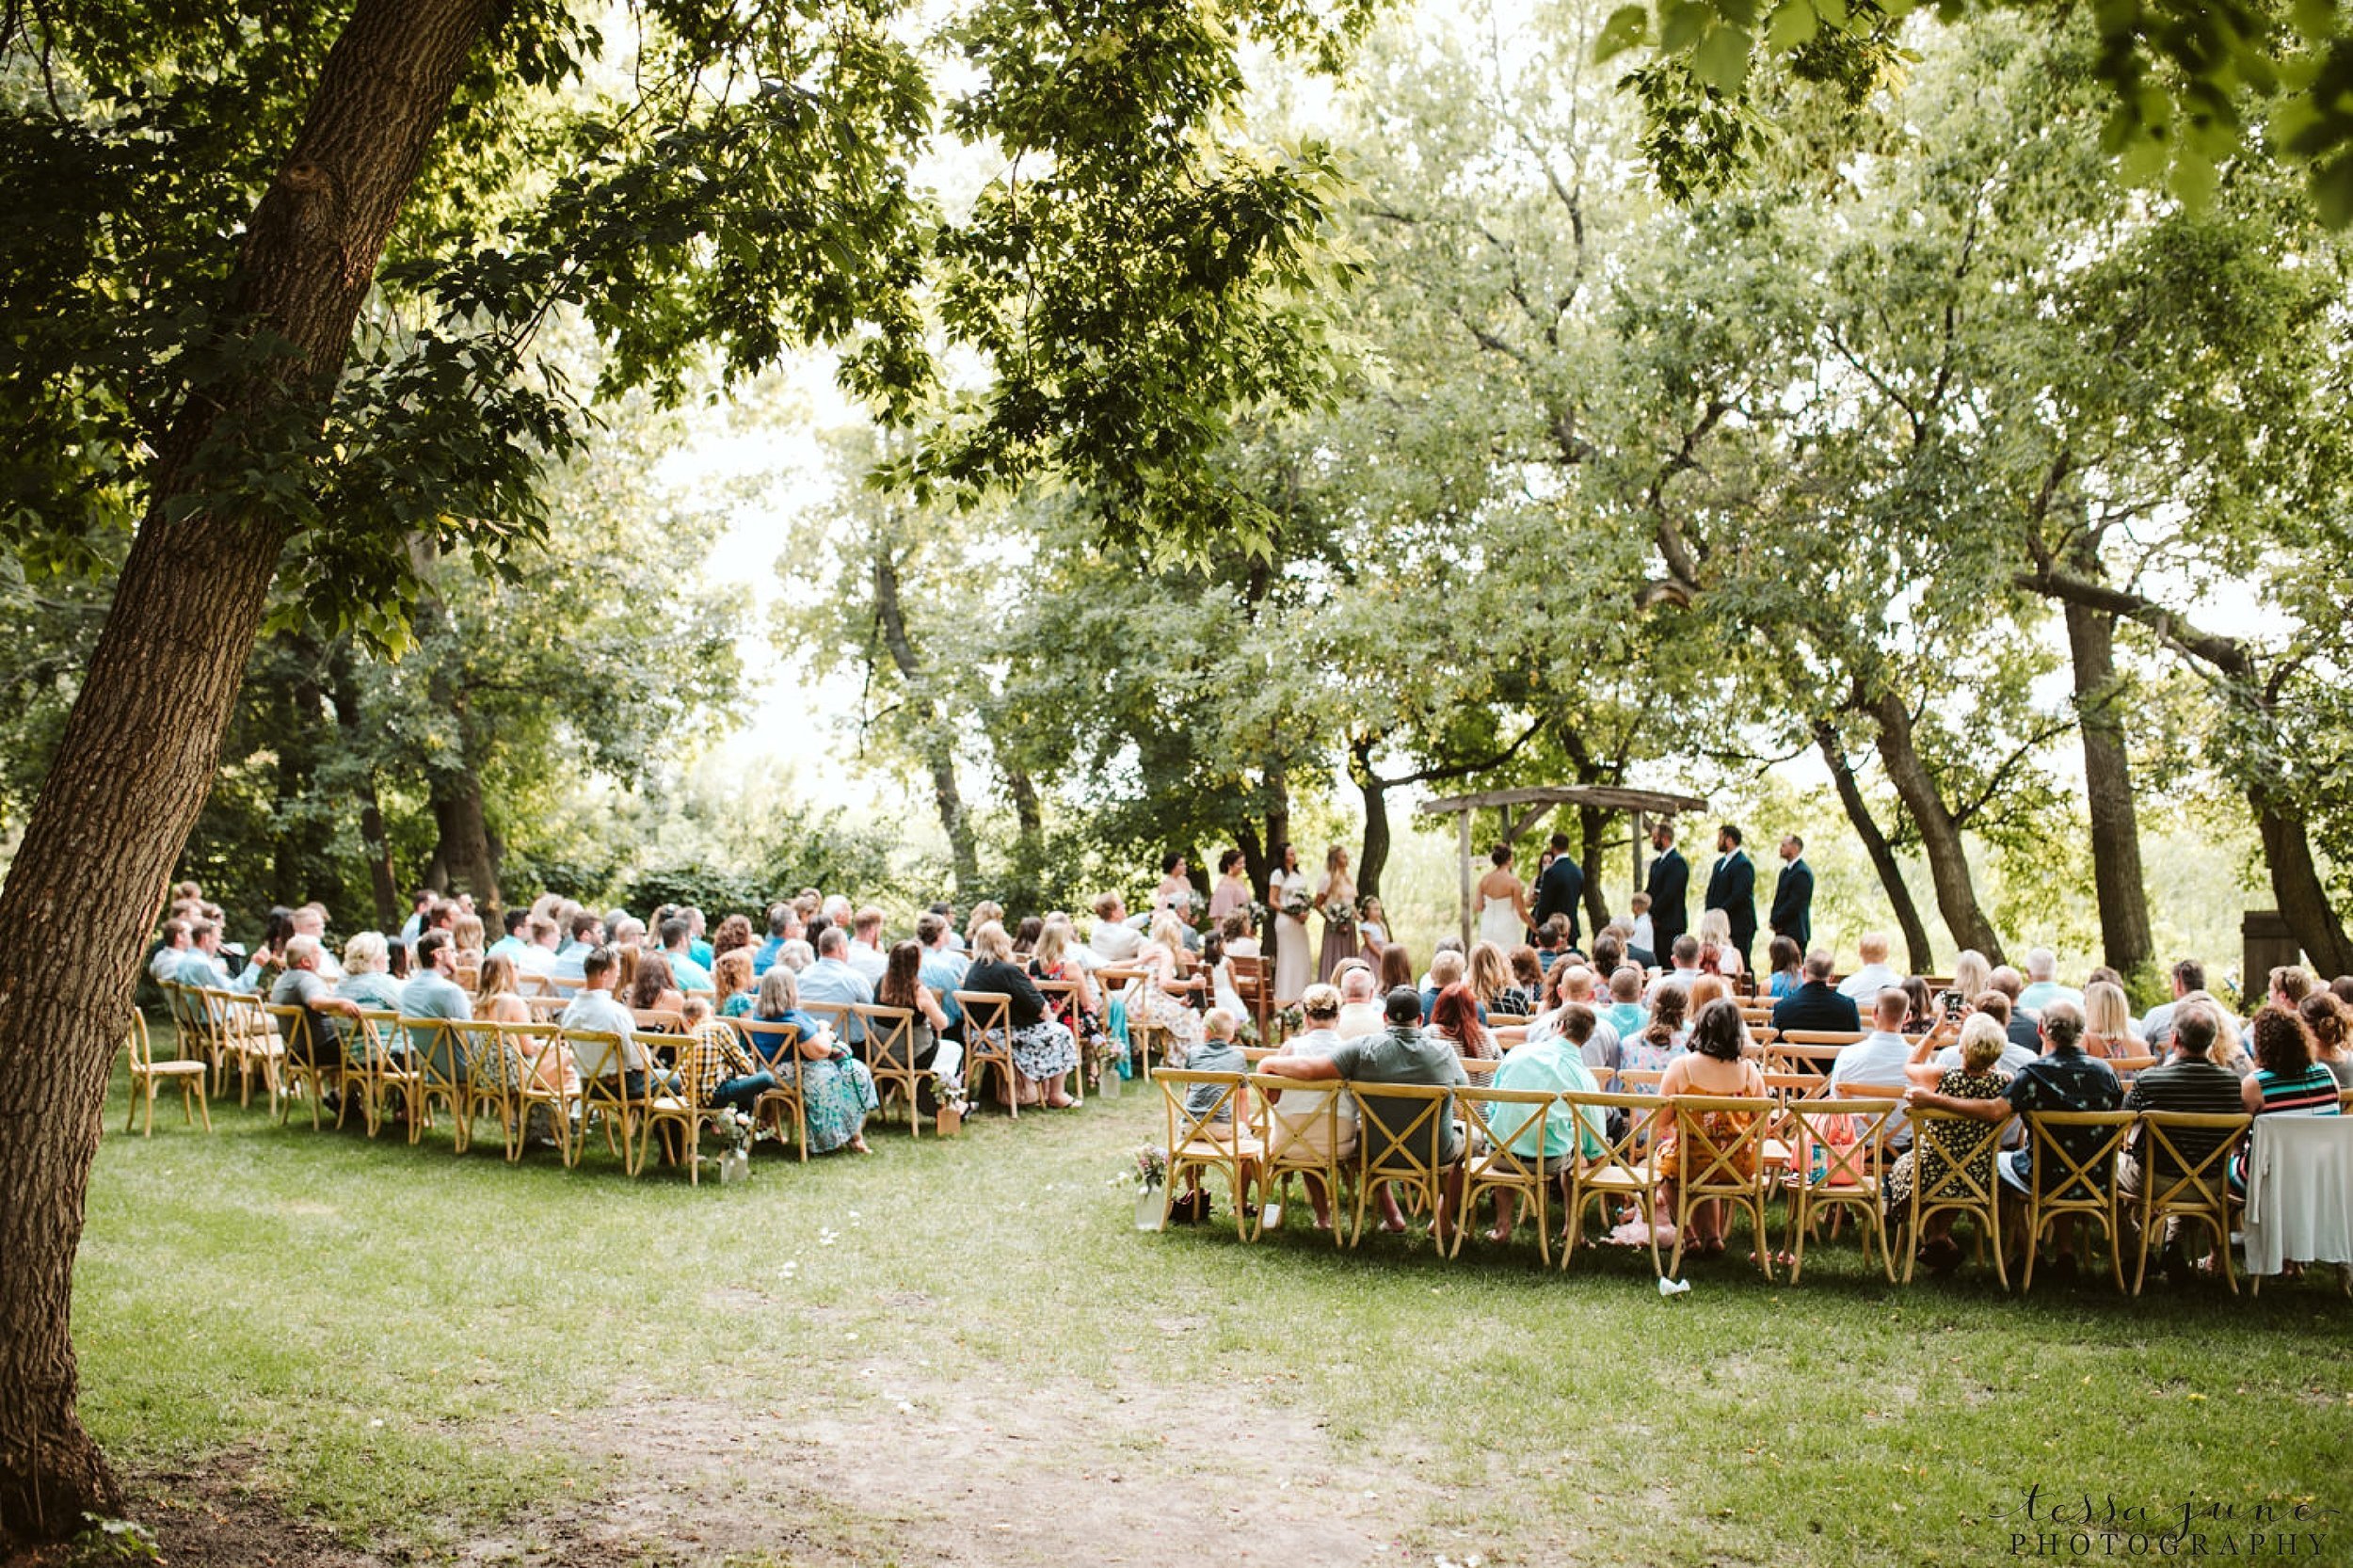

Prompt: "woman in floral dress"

[1881,1015,2010,1220]
[749,966,876,1154]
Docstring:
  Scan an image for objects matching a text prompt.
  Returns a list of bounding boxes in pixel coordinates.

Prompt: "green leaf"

[1594,3,1653,61]
[1660,0,1714,53]
[1766,0,1818,55]
[1693,23,1754,94]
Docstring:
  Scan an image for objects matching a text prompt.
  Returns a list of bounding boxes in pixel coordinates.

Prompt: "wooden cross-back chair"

[645,1023,742,1184]
[1350,1081,1460,1254]
[344,1009,418,1137]
[1561,1091,1673,1277]
[1156,1068,1260,1241]
[1248,1072,1350,1245]
[124,1010,210,1135]
[1452,1085,1564,1263]
[1028,981,1085,1103]
[954,990,1017,1116]
[1226,953,1275,1044]
[2131,1111,2251,1296]
[1666,1095,1778,1280]
[1779,1097,1902,1282]
[1901,1108,2013,1287]
[401,1016,470,1151]
[850,1003,928,1134]
[565,1028,660,1175]
[445,1019,536,1161]
[730,1017,809,1160]
[524,994,572,1023]
[202,986,283,1111]
[264,1003,341,1130]
[2019,1110,2137,1293]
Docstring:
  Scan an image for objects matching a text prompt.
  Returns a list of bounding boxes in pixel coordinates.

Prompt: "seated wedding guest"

[1502,947,1545,1016]
[1259,986,1468,1238]
[172,920,257,994]
[964,901,1005,952]
[451,912,487,971]
[1603,966,1648,1045]
[2015,948,2083,1016]
[916,912,968,1037]
[1335,964,1385,1038]
[2138,959,2206,1049]
[561,946,678,1100]
[1763,936,1803,1000]
[1089,892,1143,965]
[399,888,433,944]
[2268,964,2316,1016]
[779,937,814,974]
[847,907,890,983]
[1625,984,1689,1074]
[1948,950,1993,1005]
[337,932,406,1017]
[677,995,783,1115]
[878,938,962,1086]
[1417,937,1462,991]
[683,906,714,969]
[2120,1000,2244,1282]
[711,913,754,966]
[1420,950,1473,1022]
[1696,909,1743,979]
[608,915,647,951]
[1653,999,1770,1256]
[1931,992,2038,1077]
[1484,1002,1607,1240]
[1178,1007,1250,1138]
[657,918,713,992]
[1432,983,1495,1062]
[463,954,531,1096]
[800,926,875,1046]
[1261,984,1359,1228]
[1908,1000,2121,1273]
[1835,933,1902,1000]
[752,905,794,978]
[400,931,474,1070]
[1647,936,1705,1001]
[1988,967,2043,1053]
[269,935,364,1065]
[2231,1007,2342,1193]
[150,918,191,983]
[2082,980,2138,1059]
[1828,989,1918,1100]
[1376,942,1416,998]
[1900,977,1937,1034]
[712,950,756,1018]
[1534,919,1569,974]
[386,937,410,982]
[1465,942,1515,1016]
[552,912,603,979]
[1012,915,1043,957]
[622,951,683,1016]
[966,920,1080,1109]
[2300,992,2353,1087]
[487,909,532,964]
[1220,909,1262,958]
[291,904,344,979]
[1688,973,1734,1021]
[516,916,561,976]
[1882,1014,2013,1272]
[1772,951,1863,1034]
[748,967,875,1153]
[1123,909,1204,1052]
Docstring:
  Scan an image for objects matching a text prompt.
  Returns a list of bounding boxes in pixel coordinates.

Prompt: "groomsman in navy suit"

[1703,824,1757,977]
[1644,822,1689,958]
[1770,834,1814,954]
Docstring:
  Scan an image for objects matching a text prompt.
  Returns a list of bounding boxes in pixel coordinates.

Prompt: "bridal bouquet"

[1279,888,1313,920]
[1323,897,1357,927]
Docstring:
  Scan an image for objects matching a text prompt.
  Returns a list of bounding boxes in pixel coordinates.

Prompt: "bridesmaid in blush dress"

[1314,844,1359,984]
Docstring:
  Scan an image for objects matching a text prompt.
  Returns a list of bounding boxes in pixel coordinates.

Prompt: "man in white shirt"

[290,904,345,980]
[1645,935,1705,1004]
[558,946,675,1094]
[846,906,891,984]
[1089,893,1143,965]
[515,915,561,976]
[1834,932,1903,1000]
[1827,989,1921,1104]
[2014,947,2083,1016]
[2137,958,2204,1049]
[1334,965,1385,1039]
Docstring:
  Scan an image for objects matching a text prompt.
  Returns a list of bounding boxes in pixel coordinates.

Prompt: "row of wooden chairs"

[1153,1068,2290,1294]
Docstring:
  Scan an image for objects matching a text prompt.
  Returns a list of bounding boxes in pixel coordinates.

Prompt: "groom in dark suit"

[1770,834,1814,953]
[1644,822,1689,957]
[1532,831,1585,948]
[1703,824,1757,976]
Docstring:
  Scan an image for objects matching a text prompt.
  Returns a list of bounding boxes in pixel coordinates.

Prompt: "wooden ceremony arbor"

[1415,784,1709,947]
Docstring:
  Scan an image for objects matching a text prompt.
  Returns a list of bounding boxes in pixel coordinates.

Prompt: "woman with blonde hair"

[1949,950,1993,1004]
[963,900,1005,952]
[1696,908,1742,979]
[335,931,404,1015]
[712,949,756,1018]
[2081,980,2137,1060]
[1123,909,1206,1063]
[1312,844,1358,984]
[1465,941,1513,1013]
[966,920,1080,1108]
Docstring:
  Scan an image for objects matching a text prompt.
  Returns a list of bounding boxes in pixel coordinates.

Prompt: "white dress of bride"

[1478,894,1525,950]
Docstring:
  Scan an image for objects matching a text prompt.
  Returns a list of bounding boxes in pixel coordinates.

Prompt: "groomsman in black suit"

[1644,822,1689,957]
[1770,834,1814,953]
[1703,824,1757,976]
[1532,831,1585,948]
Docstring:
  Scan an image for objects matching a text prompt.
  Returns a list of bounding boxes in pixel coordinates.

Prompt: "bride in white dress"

[1271,842,1313,1002]
[1477,843,1533,950]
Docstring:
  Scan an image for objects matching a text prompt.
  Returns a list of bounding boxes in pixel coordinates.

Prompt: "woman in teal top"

[2232,1007,2341,1192]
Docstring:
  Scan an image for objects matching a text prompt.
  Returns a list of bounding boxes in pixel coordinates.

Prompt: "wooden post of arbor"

[1417,785,1709,952]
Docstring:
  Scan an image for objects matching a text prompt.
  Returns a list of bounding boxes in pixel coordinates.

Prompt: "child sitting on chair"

[1174,1008,1250,1217]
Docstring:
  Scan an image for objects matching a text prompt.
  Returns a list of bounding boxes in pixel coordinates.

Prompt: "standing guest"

[1431,983,1495,1062]
[800,926,876,1046]
[1627,894,1656,967]
[657,918,713,992]
[2138,959,2206,1049]
[2119,1001,2245,1283]
[1260,984,1358,1229]
[1313,845,1359,984]
[878,938,963,1086]
[1207,849,1252,924]
[1270,842,1313,1002]
[1653,998,1770,1256]
[2299,992,2353,1087]
[747,966,876,1153]
[400,931,475,1077]
[712,950,757,1018]
[1258,987,1469,1240]
[916,911,968,1039]
[2015,949,2084,1016]
[1763,936,1803,1001]
[1530,832,1586,948]
[846,907,891,984]
[1769,834,1813,953]
[1835,934,1903,1001]
[966,920,1080,1109]
[1701,824,1757,976]
[1356,896,1389,959]
[1643,822,1689,957]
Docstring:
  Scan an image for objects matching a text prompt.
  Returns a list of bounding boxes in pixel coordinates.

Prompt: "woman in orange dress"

[1653,998,1768,1257]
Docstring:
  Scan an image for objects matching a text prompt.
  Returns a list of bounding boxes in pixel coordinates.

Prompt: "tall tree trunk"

[1816,721,1937,974]
[328,648,400,929]
[270,637,340,906]
[2063,601,2155,976]
[872,549,977,892]
[1865,690,2006,966]
[1006,768,1045,862]
[2250,786,2353,978]
[1351,736,1390,901]
[427,765,501,913]
[1263,773,1291,900]
[0,0,495,1542]
[1577,803,1610,932]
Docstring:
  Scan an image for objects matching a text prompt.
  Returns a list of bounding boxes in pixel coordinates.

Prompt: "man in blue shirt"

[486,909,531,964]
[658,918,713,992]
[752,905,795,978]
[799,926,875,1044]
[552,912,603,981]
[916,911,968,1035]
[400,931,475,1075]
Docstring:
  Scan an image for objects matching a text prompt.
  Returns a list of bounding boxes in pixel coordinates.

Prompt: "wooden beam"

[1417,783,1707,819]
[1458,809,1473,950]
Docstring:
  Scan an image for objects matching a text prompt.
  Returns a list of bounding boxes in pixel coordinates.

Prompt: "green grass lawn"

[68,1025,2353,1567]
